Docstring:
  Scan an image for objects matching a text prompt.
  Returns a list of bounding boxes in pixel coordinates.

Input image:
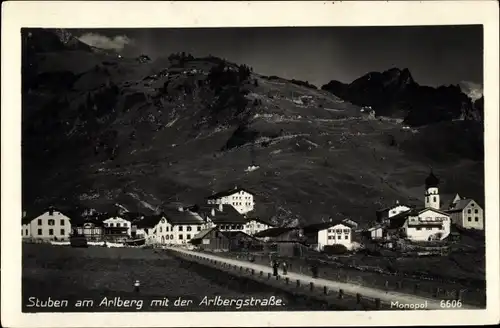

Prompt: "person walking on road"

[282,261,288,275]
[272,260,279,277]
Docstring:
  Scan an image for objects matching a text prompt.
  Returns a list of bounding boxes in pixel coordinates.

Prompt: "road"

[168,247,480,310]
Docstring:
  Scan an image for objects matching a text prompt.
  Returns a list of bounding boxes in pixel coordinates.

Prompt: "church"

[370,171,452,242]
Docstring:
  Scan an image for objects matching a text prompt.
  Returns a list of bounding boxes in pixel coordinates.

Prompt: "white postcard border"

[1,1,499,327]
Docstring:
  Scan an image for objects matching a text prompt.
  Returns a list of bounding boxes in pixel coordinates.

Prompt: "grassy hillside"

[21,30,484,227]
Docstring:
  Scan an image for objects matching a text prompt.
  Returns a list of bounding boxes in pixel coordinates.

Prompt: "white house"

[243,217,274,236]
[446,197,484,230]
[376,202,412,223]
[303,220,355,251]
[367,224,385,240]
[191,204,249,232]
[206,187,255,214]
[138,207,208,245]
[103,216,132,236]
[389,208,451,241]
[22,207,72,240]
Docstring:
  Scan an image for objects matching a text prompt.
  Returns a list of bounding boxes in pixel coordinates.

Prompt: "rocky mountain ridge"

[321,68,483,126]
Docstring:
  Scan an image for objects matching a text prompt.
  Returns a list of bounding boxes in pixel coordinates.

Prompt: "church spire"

[425,169,440,189]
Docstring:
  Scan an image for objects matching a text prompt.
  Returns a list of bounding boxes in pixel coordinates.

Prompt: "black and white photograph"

[2,1,499,327]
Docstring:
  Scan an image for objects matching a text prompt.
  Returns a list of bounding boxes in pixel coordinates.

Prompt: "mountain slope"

[21,29,484,226]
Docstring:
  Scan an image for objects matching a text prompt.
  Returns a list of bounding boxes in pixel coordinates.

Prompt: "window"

[179,234,183,240]
[159,227,162,233]
[475,217,479,222]
[25,229,28,236]
[467,209,471,214]
[187,226,192,232]
[433,196,436,202]
[426,227,432,230]
[38,219,42,225]
[328,236,333,240]
[343,229,349,234]
[328,229,332,233]
[345,235,349,239]
[187,234,191,240]
[416,227,422,231]
[123,222,128,227]
[49,229,54,236]
[468,217,472,222]
[166,235,170,240]
[197,226,201,231]
[474,209,478,214]
[471,203,475,206]
[231,225,236,230]
[337,235,342,239]
[110,223,114,227]
[170,234,174,239]
[48,219,55,226]
[60,219,65,225]
[179,226,183,231]
[166,226,169,232]
[336,229,342,234]
[37,229,42,235]
[60,229,65,235]
[117,223,121,227]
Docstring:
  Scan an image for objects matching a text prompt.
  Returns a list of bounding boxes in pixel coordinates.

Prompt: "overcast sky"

[73,26,483,88]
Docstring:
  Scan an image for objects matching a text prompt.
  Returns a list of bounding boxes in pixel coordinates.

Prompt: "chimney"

[211,208,215,217]
[48,207,54,216]
[22,211,26,218]
[396,200,399,205]
[178,206,184,212]
[218,203,223,212]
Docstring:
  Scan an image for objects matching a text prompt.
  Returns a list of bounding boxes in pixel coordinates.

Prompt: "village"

[22,170,484,256]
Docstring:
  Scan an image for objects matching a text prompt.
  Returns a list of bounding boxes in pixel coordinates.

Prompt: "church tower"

[424,170,440,209]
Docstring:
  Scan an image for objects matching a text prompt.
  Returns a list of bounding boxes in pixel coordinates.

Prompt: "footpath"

[167,247,481,310]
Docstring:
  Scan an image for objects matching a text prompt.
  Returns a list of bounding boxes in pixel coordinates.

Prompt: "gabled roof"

[134,214,163,229]
[22,207,74,225]
[419,207,451,216]
[447,199,474,212]
[190,227,218,241]
[220,230,259,241]
[205,187,254,199]
[367,224,384,231]
[440,194,456,210]
[163,208,205,225]
[376,203,412,214]
[204,205,248,224]
[303,220,352,232]
[253,227,299,238]
[386,209,419,229]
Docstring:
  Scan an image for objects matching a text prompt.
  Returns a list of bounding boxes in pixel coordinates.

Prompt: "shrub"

[322,244,348,255]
